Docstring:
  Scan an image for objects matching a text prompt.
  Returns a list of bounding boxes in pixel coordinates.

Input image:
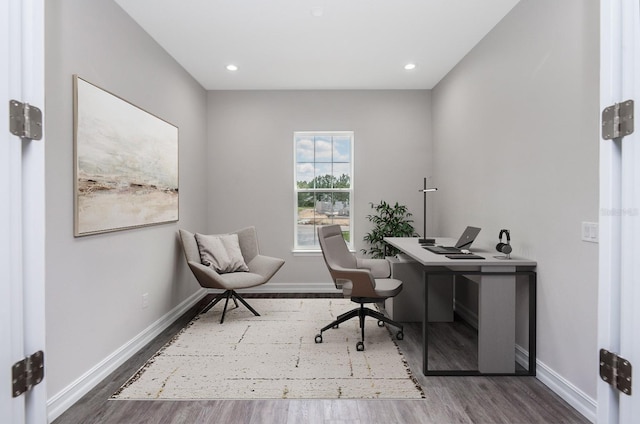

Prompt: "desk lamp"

[418,177,437,244]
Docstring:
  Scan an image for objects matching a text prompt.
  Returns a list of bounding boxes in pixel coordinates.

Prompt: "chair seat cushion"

[195,233,249,274]
[372,278,403,298]
[217,272,267,289]
[341,278,402,299]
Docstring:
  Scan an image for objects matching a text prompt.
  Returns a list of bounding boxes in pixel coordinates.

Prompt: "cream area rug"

[112,298,424,400]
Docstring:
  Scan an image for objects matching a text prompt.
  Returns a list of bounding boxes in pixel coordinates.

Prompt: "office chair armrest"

[246,254,285,281]
[186,260,227,289]
[330,266,378,298]
[356,257,391,278]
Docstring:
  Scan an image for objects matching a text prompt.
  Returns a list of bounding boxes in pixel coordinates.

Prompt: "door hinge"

[11,351,44,398]
[9,99,43,140]
[602,99,634,140]
[600,349,632,396]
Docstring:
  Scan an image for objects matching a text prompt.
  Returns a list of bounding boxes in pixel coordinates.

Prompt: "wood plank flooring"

[53,295,590,424]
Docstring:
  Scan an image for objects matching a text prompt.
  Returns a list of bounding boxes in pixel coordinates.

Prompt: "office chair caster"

[315,334,323,343]
[396,331,404,340]
[356,341,365,351]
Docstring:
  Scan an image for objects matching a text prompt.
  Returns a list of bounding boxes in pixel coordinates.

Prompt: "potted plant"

[361,200,417,259]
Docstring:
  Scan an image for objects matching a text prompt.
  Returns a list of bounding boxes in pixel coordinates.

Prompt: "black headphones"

[496,229,512,255]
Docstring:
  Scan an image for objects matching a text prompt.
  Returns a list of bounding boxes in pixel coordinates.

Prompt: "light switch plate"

[582,222,599,243]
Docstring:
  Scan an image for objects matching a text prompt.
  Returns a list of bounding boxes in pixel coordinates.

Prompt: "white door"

[1,1,22,418]
[1,0,47,423]
[598,0,640,422]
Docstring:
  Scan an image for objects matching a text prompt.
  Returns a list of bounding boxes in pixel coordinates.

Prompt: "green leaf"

[361,200,416,259]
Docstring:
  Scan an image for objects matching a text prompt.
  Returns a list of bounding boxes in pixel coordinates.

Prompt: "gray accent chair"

[315,224,404,351]
[179,227,285,323]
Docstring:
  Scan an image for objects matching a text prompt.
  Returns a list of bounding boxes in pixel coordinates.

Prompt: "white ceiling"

[114,0,521,90]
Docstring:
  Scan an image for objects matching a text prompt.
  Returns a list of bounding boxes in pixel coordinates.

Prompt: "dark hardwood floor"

[53,294,590,424]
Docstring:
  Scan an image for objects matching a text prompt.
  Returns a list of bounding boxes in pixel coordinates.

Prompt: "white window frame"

[293,131,354,253]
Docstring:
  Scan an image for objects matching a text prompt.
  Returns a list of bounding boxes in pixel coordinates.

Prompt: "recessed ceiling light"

[226,64,238,71]
[311,7,324,17]
[404,63,416,71]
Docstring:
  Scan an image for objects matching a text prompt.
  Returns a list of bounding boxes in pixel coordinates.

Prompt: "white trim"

[46,284,595,423]
[46,283,338,421]
[291,249,323,256]
[1,1,24,419]
[291,249,355,256]
[617,0,640,421]
[6,0,47,422]
[597,0,640,422]
[455,303,595,423]
[453,300,478,329]
[293,131,354,252]
[46,289,206,422]
[515,345,596,423]
[242,281,338,294]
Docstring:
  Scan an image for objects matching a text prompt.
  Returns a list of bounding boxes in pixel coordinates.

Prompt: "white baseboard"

[47,286,596,424]
[515,345,596,422]
[46,283,333,420]
[456,303,595,423]
[242,281,338,294]
[46,289,206,422]
[454,300,478,329]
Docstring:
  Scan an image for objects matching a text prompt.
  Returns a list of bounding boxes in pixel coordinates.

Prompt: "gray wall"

[44,0,599,415]
[432,0,599,399]
[206,90,433,288]
[45,0,208,398]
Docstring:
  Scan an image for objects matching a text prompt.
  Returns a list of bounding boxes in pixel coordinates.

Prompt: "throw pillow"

[195,233,249,274]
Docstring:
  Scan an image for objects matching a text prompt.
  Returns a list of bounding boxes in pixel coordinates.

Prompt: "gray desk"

[386,256,454,322]
[384,237,537,376]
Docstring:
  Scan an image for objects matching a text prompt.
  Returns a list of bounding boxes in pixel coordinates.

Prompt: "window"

[294,132,353,251]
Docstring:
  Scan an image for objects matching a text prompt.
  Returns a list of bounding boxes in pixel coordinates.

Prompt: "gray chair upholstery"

[315,224,404,351]
[179,227,284,323]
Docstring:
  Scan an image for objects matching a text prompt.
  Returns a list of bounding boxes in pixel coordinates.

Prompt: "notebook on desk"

[423,226,481,254]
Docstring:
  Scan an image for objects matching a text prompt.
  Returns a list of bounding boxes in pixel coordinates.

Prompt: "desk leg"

[478,266,516,373]
[423,269,429,374]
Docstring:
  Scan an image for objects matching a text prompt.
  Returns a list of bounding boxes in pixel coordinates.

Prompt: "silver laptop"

[423,226,481,254]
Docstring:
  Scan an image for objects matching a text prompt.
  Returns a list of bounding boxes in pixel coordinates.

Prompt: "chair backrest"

[317,224,357,272]
[234,226,259,263]
[179,229,200,263]
[319,225,381,298]
[178,229,220,289]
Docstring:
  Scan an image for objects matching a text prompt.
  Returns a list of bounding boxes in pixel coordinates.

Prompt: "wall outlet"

[142,293,149,309]
[581,222,598,243]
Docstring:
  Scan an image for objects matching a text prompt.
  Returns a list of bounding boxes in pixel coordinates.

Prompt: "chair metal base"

[201,290,259,324]
[315,299,403,351]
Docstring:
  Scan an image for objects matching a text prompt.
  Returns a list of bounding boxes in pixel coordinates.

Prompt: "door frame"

[1,0,23,420]
[1,0,46,423]
[597,0,640,422]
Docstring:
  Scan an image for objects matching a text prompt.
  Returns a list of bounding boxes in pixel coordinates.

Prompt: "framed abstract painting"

[73,75,179,236]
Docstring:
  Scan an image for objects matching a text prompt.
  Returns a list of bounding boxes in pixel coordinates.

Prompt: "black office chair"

[315,224,404,351]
